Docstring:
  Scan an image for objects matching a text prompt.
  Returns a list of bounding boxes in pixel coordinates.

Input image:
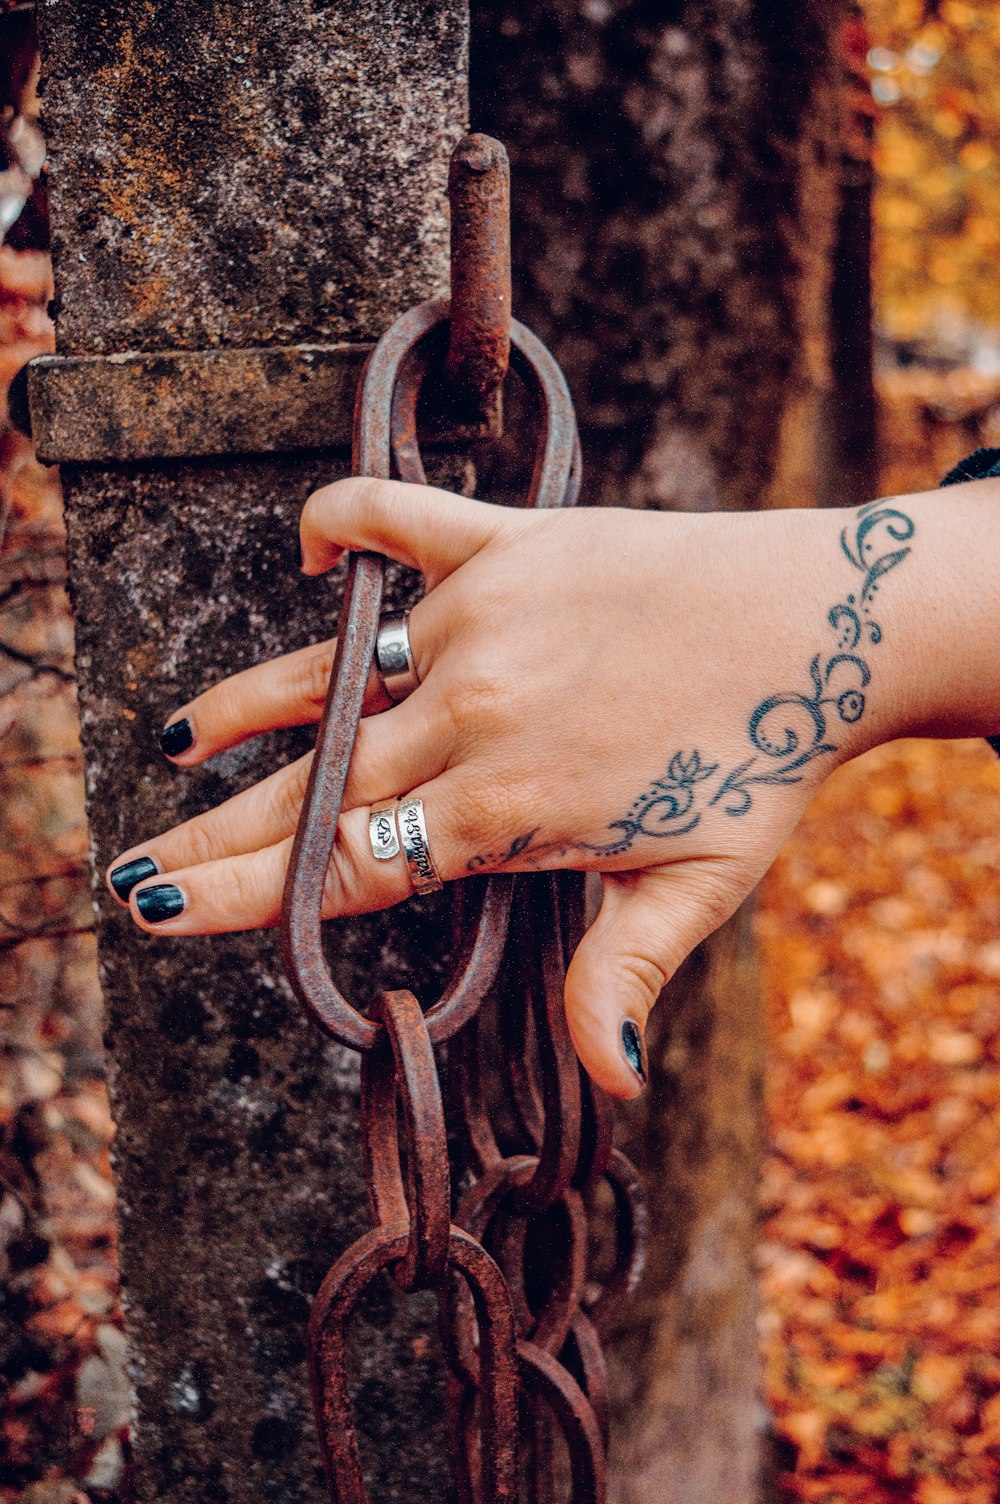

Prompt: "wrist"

[846,480,1000,752]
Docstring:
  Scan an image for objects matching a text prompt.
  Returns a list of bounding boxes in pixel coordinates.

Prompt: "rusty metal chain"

[281,134,645,1504]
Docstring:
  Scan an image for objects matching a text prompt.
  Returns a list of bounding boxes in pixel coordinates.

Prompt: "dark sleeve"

[941,447,1000,487]
[939,450,1000,753]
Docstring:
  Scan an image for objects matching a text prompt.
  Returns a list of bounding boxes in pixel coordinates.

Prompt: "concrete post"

[36,5,467,1500]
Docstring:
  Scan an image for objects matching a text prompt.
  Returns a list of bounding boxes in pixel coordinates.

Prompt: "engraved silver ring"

[368,799,400,862]
[367,795,443,896]
[374,610,420,703]
[396,796,443,895]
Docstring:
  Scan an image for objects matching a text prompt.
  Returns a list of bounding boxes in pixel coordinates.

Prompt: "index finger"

[158,636,386,765]
[299,476,512,589]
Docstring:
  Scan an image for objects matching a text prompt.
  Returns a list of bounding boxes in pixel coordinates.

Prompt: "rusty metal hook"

[445,133,511,426]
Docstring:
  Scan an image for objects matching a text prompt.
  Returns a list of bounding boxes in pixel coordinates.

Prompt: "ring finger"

[107,692,455,902]
[124,770,546,934]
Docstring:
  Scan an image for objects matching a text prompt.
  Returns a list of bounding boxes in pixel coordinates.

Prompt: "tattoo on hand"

[585,500,915,857]
[467,827,546,873]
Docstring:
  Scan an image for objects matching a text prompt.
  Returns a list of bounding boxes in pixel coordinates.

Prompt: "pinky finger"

[127,805,415,936]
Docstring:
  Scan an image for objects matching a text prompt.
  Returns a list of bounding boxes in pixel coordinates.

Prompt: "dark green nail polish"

[109,856,158,901]
[135,883,185,923]
[621,1019,647,1085]
[159,718,193,757]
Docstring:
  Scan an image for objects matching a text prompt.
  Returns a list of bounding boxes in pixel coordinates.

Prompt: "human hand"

[106,480,931,1097]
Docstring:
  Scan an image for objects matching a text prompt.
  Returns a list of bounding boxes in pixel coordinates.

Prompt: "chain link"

[282,283,644,1501]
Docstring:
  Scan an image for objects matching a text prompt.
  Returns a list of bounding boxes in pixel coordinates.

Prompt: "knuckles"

[339,475,410,541]
[225,853,280,921]
[610,952,670,1017]
[667,861,746,954]
[268,756,313,833]
[439,652,527,751]
[444,672,509,730]
[320,823,369,918]
[303,475,404,553]
[292,644,336,710]
[173,817,228,869]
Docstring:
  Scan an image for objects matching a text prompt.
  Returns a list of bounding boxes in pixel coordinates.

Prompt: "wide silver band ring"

[396,797,443,895]
[375,610,420,703]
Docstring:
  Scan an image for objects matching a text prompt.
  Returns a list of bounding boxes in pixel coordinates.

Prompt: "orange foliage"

[759,738,1000,1499]
[865,0,1000,344]
[0,249,122,1496]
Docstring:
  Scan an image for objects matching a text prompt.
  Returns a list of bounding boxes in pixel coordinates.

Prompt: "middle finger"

[157,636,384,765]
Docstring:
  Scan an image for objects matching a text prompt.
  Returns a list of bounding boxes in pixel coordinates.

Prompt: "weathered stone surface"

[63,458,468,1504]
[39,0,467,354]
[38,3,469,1501]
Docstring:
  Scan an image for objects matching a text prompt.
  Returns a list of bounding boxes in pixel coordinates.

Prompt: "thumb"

[564,863,740,1099]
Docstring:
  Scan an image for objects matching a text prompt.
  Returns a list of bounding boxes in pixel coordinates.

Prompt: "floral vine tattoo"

[584,500,915,858]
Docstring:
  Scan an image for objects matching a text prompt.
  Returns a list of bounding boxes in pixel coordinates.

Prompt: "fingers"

[300,476,515,590]
[108,755,312,900]
[158,592,445,767]
[157,636,382,767]
[157,474,500,765]
[563,862,741,1100]
[123,773,477,935]
[107,694,454,903]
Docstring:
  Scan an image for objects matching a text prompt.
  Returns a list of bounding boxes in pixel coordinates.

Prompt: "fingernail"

[135,883,185,923]
[109,855,159,902]
[159,717,193,758]
[621,1019,647,1086]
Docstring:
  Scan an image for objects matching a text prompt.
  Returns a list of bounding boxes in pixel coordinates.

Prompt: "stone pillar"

[35,5,467,1500]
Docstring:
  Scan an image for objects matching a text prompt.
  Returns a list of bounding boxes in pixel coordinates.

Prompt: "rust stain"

[82,6,270,338]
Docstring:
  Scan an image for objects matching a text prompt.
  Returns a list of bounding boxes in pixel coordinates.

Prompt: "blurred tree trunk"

[471,4,850,1500]
[817,6,880,506]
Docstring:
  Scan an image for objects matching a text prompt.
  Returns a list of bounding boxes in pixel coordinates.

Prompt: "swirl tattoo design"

[586,500,914,857]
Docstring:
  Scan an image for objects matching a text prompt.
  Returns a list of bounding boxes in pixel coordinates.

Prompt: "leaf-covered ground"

[758,736,1000,1503]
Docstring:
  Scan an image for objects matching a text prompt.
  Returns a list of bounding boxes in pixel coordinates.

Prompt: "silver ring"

[375,610,420,703]
[368,800,400,862]
[396,797,442,895]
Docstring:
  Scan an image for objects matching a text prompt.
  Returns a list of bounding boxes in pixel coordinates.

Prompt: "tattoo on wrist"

[583,499,915,858]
